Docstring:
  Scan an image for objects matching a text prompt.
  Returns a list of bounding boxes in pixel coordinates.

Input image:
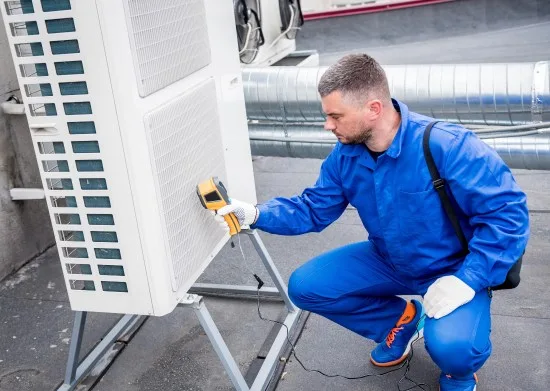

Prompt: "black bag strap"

[423,121,469,256]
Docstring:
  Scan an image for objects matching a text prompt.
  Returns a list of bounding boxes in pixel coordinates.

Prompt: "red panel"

[303,0,456,21]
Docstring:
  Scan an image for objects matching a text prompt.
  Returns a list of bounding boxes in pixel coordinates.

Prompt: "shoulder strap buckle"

[433,178,446,189]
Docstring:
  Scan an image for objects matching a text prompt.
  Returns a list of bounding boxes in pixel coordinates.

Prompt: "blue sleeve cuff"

[250,204,268,230]
[454,267,485,293]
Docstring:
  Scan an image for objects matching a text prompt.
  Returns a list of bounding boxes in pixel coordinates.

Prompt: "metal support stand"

[58,313,144,391]
[58,229,299,391]
[186,229,302,391]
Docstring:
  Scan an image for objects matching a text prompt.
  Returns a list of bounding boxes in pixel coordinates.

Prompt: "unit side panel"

[94,0,256,312]
[144,78,228,293]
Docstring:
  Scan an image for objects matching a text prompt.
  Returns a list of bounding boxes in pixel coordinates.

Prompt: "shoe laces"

[386,326,404,348]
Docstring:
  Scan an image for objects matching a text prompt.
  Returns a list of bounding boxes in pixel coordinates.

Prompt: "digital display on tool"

[196,177,241,236]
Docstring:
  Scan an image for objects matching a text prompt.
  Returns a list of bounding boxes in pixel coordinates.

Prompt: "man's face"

[321,91,376,145]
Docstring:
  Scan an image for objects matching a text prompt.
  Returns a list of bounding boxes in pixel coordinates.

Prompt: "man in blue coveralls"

[215,54,529,391]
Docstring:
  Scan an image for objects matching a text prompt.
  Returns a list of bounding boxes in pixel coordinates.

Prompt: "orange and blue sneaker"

[370,299,424,367]
[439,373,478,391]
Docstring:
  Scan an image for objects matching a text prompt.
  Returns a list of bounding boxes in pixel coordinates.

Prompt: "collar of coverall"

[339,98,407,159]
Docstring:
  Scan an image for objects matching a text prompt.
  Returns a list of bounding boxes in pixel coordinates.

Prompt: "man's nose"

[324,118,335,131]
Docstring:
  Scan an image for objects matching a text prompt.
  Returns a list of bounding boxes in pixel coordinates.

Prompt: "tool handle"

[223,213,241,236]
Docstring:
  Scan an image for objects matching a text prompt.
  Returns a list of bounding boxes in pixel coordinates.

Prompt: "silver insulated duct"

[244,61,550,169]
[243,62,550,125]
[483,134,550,170]
[249,123,550,170]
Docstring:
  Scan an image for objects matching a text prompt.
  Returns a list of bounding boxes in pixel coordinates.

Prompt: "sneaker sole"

[439,385,476,391]
[370,327,424,367]
[439,373,478,390]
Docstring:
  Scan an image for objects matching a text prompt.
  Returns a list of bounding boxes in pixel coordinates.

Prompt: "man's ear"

[369,100,383,115]
[366,99,383,120]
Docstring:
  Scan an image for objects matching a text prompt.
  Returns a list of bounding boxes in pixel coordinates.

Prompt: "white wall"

[0,12,54,281]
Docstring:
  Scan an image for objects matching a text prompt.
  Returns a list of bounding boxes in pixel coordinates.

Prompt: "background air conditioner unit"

[1,0,256,316]
[235,0,304,66]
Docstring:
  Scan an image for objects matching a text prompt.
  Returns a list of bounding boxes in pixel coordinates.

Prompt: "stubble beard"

[340,125,373,145]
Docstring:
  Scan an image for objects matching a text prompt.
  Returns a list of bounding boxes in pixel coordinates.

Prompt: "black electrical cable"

[253,279,431,390]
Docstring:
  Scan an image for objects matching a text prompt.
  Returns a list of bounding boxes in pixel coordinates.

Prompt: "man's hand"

[217,199,258,229]
[424,275,475,319]
[212,213,230,233]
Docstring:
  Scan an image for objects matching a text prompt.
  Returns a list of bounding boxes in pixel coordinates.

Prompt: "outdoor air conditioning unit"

[1,0,257,316]
[234,0,304,66]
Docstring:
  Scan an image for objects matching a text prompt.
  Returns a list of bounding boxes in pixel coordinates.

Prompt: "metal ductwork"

[242,62,550,125]
[248,123,550,170]
[250,124,334,159]
[243,61,550,169]
[483,134,550,170]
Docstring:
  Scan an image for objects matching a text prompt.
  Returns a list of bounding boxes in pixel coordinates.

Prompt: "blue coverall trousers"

[288,241,492,378]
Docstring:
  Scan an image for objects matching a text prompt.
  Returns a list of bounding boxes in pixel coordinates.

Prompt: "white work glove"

[216,199,259,229]
[424,275,475,319]
[212,213,230,233]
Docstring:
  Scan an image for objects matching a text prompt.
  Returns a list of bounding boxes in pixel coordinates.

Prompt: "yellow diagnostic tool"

[196,177,241,236]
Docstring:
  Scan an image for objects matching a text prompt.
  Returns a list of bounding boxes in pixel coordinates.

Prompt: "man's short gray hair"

[318,54,391,105]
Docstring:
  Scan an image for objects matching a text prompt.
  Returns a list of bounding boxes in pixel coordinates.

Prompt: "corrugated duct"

[248,123,550,170]
[243,62,550,169]
[242,62,550,125]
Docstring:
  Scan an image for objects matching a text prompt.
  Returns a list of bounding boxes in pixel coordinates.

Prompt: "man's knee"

[288,267,325,310]
[425,321,491,376]
[288,268,312,308]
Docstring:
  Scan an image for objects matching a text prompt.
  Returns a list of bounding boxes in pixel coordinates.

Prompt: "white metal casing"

[1,0,256,316]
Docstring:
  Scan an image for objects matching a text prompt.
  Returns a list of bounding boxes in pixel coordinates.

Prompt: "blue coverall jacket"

[252,99,530,292]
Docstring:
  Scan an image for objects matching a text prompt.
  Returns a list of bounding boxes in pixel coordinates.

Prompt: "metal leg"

[64,311,87,385]
[250,306,301,391]
[244,229,296,312]
[180,293,302,391]
[180,295,250,391]
[186,231,303,391]
[58,314,144,391]
[189,284,281,299]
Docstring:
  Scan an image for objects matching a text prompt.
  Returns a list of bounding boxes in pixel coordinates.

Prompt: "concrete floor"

[1,0,550,390]
[1,159,548,391]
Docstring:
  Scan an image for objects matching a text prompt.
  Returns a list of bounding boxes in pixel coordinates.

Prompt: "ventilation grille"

[123,0,212,97]
[4,0,127,294]
[144,79,226,291]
